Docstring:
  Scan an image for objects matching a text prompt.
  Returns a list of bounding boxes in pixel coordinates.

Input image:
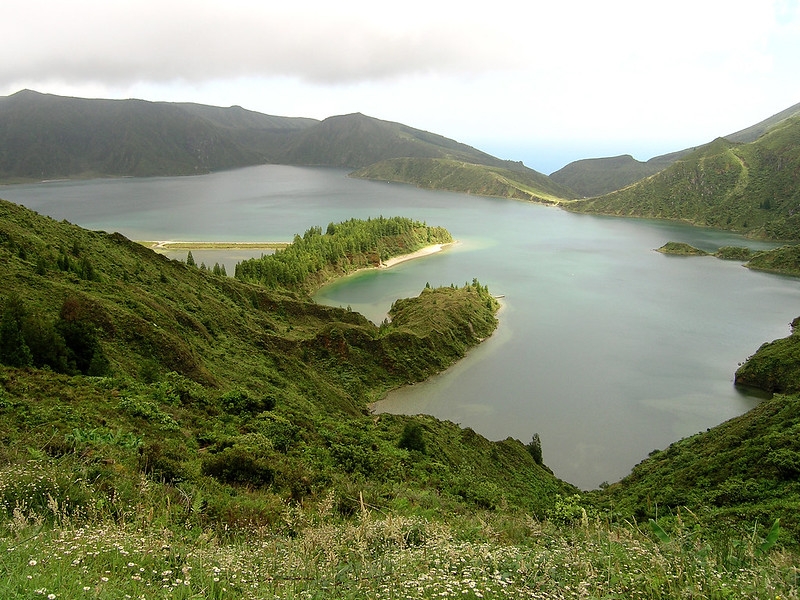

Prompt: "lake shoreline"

[139,240,289,250]
[312,241,458,294]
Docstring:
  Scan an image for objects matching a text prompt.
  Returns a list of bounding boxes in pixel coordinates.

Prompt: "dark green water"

[5,165,799,488]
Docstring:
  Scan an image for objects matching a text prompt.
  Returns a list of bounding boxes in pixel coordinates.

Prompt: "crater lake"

[4,164,799,489]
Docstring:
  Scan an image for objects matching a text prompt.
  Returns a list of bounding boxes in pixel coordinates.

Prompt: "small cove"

[4,164,799,489]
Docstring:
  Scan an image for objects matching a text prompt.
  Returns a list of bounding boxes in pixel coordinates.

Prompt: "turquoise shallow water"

[4,165,799,488]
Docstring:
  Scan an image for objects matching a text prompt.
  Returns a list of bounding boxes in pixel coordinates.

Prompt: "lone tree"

[526,433,543,466]
[398,422,426,453]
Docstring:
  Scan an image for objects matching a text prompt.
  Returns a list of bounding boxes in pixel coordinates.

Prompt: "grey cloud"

[4,3,513,87]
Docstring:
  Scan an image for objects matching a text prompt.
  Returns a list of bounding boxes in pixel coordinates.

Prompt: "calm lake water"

[4,165,799,489]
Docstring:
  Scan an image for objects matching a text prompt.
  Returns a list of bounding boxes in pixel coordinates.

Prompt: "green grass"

[3,193,800,597]
[2,499,796,599]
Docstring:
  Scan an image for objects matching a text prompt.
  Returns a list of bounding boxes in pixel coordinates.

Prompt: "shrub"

[202,445,275,486]
[398,422,426,453]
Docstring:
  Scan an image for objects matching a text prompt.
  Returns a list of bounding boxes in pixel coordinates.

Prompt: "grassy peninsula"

[351,157,576,204]
[1,198,800,598]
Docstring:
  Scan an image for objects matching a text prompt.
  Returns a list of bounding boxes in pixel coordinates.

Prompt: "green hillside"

[351,157,576,202]
[1,196,798,597]
[735,316,800,393]
[0,90,317,181]
[0,91,550,184]
[0,195,574,518]
[551,102,800,198]
[565,117,800,240]
[283,113,527,170]
[549,154,670,197]
[745,243,800,277]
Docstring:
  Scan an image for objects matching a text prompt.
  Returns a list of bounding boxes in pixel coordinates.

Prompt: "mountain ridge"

[564,115,800,240]
[0,90,546,186]
[551,101,800,197]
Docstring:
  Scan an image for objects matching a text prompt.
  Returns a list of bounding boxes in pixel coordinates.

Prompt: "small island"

[656,241,800,278]
[655,241,709,256]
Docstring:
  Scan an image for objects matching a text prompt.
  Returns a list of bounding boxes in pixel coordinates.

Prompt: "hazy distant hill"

[551,102,800,197]
[0,90,318,181]
[549,154,671,198]
[283,112,520,169]
[0,90,546,184]
[565,116,800,240]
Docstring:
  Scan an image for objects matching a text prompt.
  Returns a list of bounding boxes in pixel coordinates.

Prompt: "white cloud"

[3,0,799,171]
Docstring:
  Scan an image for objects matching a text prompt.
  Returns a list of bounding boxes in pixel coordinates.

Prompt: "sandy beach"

[379,242,456,268]
[142,241,289,250]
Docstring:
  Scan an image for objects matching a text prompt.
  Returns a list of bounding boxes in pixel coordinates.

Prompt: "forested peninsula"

[234,216,453,294]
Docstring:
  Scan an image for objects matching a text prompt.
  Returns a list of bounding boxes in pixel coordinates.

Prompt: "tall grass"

[2,466,797,599]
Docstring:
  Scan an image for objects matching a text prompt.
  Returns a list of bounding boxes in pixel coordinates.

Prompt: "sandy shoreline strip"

[379,241,456,268]
[140,241,289,250]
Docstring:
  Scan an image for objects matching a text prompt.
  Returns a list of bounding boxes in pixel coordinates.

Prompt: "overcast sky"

[5,0,800,173]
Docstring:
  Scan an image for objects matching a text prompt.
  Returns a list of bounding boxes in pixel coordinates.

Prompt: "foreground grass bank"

[4,504,797,599]
[2,197,800,598]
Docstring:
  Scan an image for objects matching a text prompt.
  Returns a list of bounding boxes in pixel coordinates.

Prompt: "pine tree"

[0,296,33,367]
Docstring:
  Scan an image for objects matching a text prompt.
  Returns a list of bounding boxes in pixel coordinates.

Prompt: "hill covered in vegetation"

[549,152,687,197]
[351,157,576,203]
[281,113,522,170]
[1,196,569,513]
[1,195,799,597]
[565,115,800,240]
[0,90,317,181]
[0,91,546,184]
[551,102,800,197]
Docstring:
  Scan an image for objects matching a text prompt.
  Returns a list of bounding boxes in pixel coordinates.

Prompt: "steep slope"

[352,157,576,202]
[735,316,800,393]
[0,91,553,186]
[726,100,800,143]
[552,101,800,197]
[283,112,527,170]
[0,90,316,180]
[564,117,800,240]
[0,196,572,525]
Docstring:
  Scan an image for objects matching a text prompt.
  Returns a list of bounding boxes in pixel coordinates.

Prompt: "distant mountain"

[282,112,521,170]
[352,157,576,203]
[0,90,318,180]
[550,154,666,198]
[0,91,547,187]
[565,116,800,240]
[552,102,800,197]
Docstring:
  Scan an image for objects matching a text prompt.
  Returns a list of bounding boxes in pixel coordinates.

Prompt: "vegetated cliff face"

[564,117,800,240]
[0,196,572,524]
[735,316,800,394]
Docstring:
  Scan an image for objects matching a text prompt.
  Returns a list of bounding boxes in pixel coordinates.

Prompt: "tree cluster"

[234,217,452,290]
[0,294,108,375]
